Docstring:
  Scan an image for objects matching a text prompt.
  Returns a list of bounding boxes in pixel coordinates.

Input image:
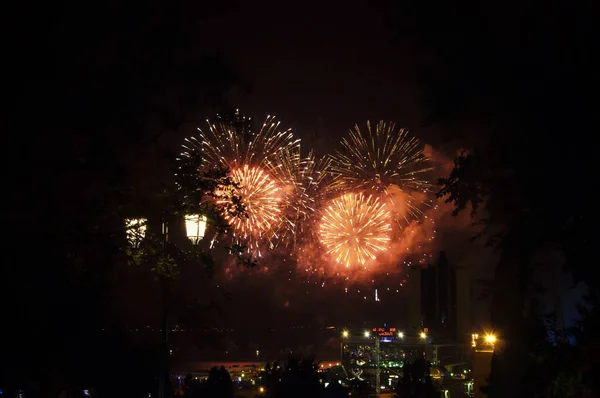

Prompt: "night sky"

[189,1,439,148]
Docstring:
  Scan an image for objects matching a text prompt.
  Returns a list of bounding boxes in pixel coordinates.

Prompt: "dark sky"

[189,1,438,152]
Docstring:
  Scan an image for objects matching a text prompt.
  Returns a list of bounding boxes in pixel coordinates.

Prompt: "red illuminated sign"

[371,327,397,337]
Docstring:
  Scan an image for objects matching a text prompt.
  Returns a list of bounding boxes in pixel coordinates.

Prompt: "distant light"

[485,334,497,344]
[259,387,265,393]
[342,330,349,338]
[398,331,404,339]
[364,331,371,338]
[420,332,427,339]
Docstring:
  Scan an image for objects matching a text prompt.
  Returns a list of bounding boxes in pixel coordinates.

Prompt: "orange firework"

[319,193,392,267]
[329,121,432,225]
[216,165,282,254]
[266,147,332,249]
[179,110,300,255]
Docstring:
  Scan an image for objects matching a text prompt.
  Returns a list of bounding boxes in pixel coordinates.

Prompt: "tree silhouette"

[3,0,240,395]
[324,379,349,398]
[395,0,597,396]
[395,360,440,398]
[263,356,324,398]
[206,366,234,398]
[348,379,370,398]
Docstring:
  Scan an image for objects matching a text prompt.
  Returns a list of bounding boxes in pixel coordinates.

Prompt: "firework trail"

[329,121,432,225]
[180,110,300,254]
[319,193,392,268]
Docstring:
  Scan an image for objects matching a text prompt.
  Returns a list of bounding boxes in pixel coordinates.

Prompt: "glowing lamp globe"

[185,214,207,243]
[125,218,147,246]
[485,334,497,344]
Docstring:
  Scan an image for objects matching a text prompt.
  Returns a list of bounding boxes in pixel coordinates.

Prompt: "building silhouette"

[407,252,472,342]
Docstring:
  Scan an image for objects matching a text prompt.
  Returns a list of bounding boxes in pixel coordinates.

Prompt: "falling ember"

[318,193,391,268]
[216,165,281,249]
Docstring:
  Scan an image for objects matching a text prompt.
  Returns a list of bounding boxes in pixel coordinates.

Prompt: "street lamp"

[363,331,380,398]
[485,334,497,344]
[398,331,404,339]
[420,332,428,362]
[125,218,147,246]
[341,331,349,366]
[185,214,207,243]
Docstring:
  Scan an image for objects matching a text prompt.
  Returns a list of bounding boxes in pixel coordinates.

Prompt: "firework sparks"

[216,165,281,254]
[267,148,332,248]
[180,110,300,254]
[329,121,432,224]
[182,111,300,170]
[319,193,392,267]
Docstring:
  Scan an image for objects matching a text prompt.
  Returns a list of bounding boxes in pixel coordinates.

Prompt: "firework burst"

[267,148,332,248]
[319,193,392,268]
[180,110,300,254]
[329,121,432,225]
[215,165,282,255]
[182,111,300,170]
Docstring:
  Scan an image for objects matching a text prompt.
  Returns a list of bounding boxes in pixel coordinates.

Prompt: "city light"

[259,387,265,393]
[342,330,349,338]
[485,334,497,344]
[398,331,404,339]
[364,331,371,338]
[420,332,427,339]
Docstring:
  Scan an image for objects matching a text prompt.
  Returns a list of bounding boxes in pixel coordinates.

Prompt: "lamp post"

[126,215,208,398]
[341,330,349,365]
[420,331,428,362]
[158,220,170,398]
[185,214,207,244]
[472,332,497,398]
[363,331,380,398]
[375,335,380,398]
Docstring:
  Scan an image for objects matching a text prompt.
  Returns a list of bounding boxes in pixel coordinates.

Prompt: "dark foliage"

[180,367,234,398]
[396,0,598,396]
[395,359,440,398]
[263,356,324,398]
[3,0,240,395]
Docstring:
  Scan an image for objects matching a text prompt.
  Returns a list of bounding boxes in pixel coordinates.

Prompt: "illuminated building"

[471,333,497,398]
